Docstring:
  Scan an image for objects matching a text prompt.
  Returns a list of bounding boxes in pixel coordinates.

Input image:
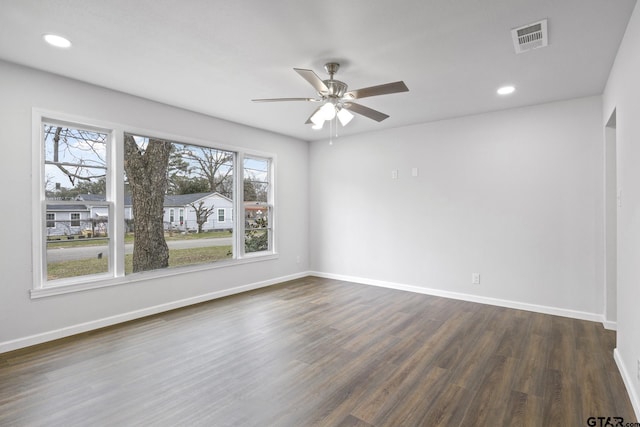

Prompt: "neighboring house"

[163,192,233,232]
[46,192,233,236]
[45,204,91,237]
[75,193,128,220]
[244,202,270,229]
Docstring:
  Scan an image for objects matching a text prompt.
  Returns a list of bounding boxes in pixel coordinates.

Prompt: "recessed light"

[497,85,515,95]
[43,34,72,48]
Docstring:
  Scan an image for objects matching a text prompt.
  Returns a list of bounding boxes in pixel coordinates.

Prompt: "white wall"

[0,60,309,350]
[310,96,605,318]
[603,1,640,417]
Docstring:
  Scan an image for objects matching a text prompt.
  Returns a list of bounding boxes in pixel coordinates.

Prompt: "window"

[46,213,55,228]
[243,156,272,253]
[123,133,234,274]
[70,212,80,227]
[34,113,275,295]
[41,121,111,282]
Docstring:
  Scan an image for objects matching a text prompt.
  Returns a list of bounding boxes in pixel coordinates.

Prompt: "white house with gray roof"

[162,192,233,232]
[46,192,232,236]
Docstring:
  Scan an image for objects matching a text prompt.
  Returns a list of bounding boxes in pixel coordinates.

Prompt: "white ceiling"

[0,0,636,142]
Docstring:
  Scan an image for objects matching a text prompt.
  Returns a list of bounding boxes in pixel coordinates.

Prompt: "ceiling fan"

[252,62,409,129]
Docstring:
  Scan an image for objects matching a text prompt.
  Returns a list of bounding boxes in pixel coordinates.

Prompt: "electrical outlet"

[637,359,639,381]
[472,273,480,284]
[296,255,301,264]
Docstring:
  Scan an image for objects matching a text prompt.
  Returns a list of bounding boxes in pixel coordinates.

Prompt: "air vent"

[511,19,548,54]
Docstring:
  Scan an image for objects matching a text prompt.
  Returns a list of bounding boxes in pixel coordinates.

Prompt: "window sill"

[30,252,279,299]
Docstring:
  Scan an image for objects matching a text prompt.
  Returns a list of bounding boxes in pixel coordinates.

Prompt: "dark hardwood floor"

[0,277,636,426]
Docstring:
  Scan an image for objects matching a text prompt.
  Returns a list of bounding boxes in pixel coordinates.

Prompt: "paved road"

[47,237,232,263]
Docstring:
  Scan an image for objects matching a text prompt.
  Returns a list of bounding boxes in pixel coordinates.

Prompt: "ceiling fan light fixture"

[337,108,354,126]
[311,121,324,130]
[310,110,325,126]
[319,102,337,120]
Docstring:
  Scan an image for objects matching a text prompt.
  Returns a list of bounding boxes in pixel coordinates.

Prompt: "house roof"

[46,204,89,212]
[75,194,105,202]
[244,202,268,211]
[163,192,230,207]
[75,192,232,208]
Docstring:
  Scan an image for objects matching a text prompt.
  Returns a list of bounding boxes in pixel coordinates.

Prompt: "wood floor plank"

[0,277,636,426]
[502,390,545,427]
[511,333,550,398]
[409,382,475,427]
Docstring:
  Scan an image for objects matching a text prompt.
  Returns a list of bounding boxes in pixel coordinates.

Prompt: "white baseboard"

[0,270,608,354]
[614,348,640,421]
[309,271,604,324]
[602,320,618,331]
[0,271,309,354]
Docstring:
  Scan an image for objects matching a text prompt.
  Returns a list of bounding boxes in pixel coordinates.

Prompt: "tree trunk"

[124,135,172,272]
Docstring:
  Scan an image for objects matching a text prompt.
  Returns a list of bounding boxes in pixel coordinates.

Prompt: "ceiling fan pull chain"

[329,117,333,145]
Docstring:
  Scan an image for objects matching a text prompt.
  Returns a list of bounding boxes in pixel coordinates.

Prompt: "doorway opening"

[604,109,617,328]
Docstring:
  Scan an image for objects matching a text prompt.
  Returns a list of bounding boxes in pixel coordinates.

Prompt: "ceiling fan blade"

[294,68,329,93]
[345,81,409,99]
[343,102,389,122]
[252,97,318,102]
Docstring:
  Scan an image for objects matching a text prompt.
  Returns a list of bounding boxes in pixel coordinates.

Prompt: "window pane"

[124,134,234,274]
[44,124,107,200]
[244,205,271,253]
[43,123,111,284]
[46,213,110,280]
[244,157,269,203]
[243,157,271,253]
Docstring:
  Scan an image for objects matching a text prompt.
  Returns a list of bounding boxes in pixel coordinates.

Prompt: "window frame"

[34,113,117,290]
[31,109,277,299]
[239,154,275,257]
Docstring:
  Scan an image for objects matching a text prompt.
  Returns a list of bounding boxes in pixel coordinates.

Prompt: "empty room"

[1,1,640,425]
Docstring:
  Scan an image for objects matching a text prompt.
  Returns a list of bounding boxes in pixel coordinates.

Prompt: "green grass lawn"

[47,230,232,249]
[47,245,232,281]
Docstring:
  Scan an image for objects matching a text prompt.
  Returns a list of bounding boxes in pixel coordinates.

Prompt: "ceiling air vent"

[511,19,548,54]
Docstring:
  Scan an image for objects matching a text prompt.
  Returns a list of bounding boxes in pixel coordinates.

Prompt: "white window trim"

[33,110,119,290]
[31,109,278,299]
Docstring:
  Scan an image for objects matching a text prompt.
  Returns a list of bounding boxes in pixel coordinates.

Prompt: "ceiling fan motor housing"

[323,80,348,98]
